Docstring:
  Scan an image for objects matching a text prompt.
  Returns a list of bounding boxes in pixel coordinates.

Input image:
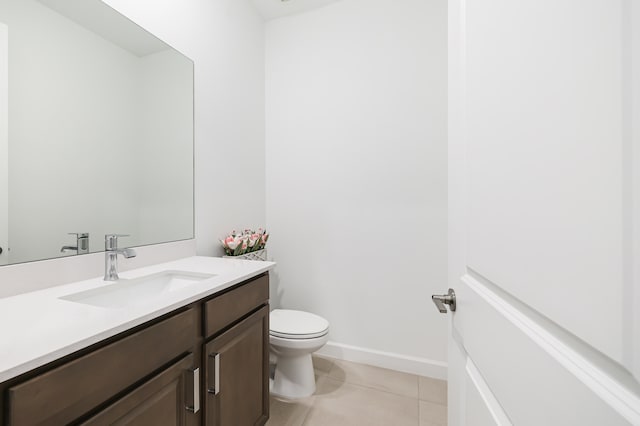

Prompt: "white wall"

[0,23,7,266]
[265,0,448,376]
[103,0,267,256]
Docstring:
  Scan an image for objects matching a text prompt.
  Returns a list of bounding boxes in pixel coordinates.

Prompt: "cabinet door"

[82,353,200,426]
[205,305,269,426]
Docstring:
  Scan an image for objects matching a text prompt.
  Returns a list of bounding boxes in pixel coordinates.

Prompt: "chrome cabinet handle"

[432,289,456,313]
[207,353,220,395]
[186,368,200,413]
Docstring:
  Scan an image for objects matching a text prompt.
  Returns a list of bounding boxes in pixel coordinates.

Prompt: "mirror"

[0,0,194,266]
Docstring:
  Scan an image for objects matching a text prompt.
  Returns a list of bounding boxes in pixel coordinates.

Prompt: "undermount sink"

[60,270,215,309]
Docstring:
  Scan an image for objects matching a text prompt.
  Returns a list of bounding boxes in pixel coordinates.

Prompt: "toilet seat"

[270,309,329,340]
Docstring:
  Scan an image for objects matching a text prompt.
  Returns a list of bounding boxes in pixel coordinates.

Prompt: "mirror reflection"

[0,0,194,266]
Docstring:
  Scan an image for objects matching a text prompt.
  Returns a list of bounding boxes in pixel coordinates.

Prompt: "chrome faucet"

[104,234,136,281]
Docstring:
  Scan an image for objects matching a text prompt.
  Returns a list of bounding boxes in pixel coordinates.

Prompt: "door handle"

[432,289,456,313]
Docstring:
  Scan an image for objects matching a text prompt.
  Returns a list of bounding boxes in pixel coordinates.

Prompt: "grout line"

[299,403,312,426]
[322,361,421,400]
[418,397,449,406]
[314,357,449,404]
[270,375,447,426]
[418,383,448,405]
[320,375,422,402]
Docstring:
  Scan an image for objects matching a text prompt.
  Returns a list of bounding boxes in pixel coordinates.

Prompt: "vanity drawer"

[204,274,269,338]
[7,308,197,426]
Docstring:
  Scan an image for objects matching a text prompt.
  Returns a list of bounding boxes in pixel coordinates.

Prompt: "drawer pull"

[186,368,200,413]
[207,353,220,395]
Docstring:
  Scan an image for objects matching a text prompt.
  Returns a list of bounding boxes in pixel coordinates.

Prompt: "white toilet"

[269,309,330,399]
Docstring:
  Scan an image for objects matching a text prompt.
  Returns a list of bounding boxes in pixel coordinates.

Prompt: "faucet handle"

[69,232,89,237]
[105,234,130,250]
[67,233,90,253]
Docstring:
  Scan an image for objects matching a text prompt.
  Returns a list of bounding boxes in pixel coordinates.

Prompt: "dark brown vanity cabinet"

[204,306,269,426]
[203,274,270,426]
[0,272,270,426]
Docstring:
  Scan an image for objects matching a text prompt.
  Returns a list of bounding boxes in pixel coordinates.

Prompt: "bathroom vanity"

[0,257,273,426]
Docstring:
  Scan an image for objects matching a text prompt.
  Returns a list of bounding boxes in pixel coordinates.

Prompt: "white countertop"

[0,256,275,383]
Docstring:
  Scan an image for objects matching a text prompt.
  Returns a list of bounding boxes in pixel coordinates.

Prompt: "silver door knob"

[432,289,456,313]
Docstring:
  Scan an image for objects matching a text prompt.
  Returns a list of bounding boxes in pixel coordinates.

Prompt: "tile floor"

[266,356,447,426]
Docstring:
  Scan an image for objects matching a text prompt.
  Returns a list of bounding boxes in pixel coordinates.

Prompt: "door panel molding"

[459,273,640,425]
[465,357,512,426]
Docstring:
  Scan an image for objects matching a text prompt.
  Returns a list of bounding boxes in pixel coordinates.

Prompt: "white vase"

[223,248,267,261]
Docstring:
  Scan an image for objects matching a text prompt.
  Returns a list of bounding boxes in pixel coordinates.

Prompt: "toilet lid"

[270,309,329,339]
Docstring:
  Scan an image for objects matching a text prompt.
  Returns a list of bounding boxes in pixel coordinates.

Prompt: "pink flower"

[221,227,269,255]
[224,236,241,250]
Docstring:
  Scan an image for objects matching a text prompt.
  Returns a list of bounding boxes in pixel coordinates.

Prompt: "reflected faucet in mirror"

[60,233,89,255]
[0,0,194,267]
[104,234,137,281]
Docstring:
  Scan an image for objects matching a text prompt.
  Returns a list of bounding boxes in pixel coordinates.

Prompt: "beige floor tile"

[419,376,447,405]
[312,355,334,376]
[327,359,419,398]
[419,400,447,426]
[303,377,419,426]
[266,395,314,426]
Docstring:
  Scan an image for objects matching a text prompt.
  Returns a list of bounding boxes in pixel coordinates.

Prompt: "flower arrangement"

[220,228,269,257]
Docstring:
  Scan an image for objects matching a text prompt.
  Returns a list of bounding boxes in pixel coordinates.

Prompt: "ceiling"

[250,0,343,21]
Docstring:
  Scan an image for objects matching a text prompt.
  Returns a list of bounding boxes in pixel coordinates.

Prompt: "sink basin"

[60,270,215,309]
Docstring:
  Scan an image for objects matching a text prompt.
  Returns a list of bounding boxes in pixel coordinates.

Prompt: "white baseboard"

[316,341,448,380]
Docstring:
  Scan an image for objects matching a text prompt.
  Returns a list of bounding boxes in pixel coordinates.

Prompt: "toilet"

[269,309,330,399]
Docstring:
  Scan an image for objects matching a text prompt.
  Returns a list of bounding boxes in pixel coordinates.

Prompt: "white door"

[0,22,8,266]
[445,0,640,424]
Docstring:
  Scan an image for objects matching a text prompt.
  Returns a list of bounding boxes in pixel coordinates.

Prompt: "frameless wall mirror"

[0,0,194,266]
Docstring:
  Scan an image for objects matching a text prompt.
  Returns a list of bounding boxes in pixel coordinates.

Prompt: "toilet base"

[270,352,316,399]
